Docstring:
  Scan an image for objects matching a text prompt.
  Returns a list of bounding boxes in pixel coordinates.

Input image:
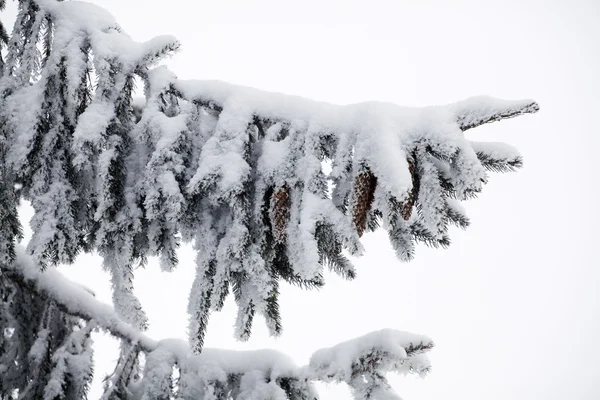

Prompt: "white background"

[5,0,600,399]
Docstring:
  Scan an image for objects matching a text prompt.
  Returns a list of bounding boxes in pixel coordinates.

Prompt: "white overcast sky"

[5,0,600,399]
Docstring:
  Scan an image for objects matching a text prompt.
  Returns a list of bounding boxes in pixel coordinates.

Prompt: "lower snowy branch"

[1,246,434,400]
[1,247,158,353]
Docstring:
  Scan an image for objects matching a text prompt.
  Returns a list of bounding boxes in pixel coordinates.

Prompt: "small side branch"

[453,96,540,131]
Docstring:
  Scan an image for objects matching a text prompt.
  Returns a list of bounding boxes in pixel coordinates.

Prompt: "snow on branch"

[173,78,540,134]
[1,248,432,400]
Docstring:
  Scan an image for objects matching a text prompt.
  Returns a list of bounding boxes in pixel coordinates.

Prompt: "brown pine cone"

[271,185,291,244]
[352,168,377,237]
[400,158,416,220]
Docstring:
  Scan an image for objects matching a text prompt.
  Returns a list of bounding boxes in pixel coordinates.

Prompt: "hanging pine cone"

[400,158,416,220]
[271,185,291,244]
[352,168,378,237]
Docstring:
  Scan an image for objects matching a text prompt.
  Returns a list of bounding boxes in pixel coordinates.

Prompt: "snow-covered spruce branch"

[0,0,538,398]
[1,247,433,400]
[0,0,539,354]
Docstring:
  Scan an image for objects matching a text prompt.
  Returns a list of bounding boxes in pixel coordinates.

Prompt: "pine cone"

[352,168,377,237]
[400,158,416,220]
[271,186,291,244]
